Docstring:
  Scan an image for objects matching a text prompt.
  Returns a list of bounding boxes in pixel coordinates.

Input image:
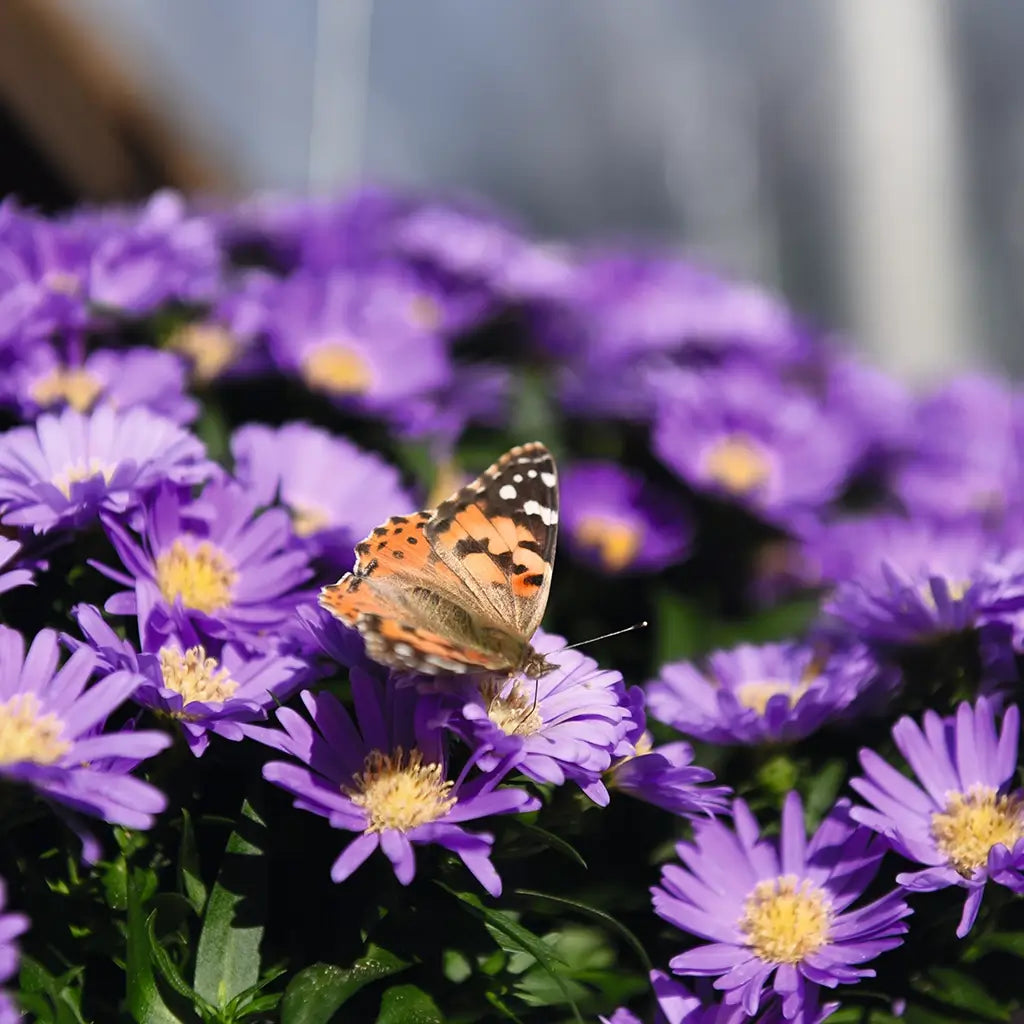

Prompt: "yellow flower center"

[704,434,771,494]
[409,294,441,330]
[30,367,104,412]
[931,785,1024,877]
[52,458,117,499]
[739,875,832,964]
[735,679,808,716]
[347,748,457,833]
[574,516,641,572]
[290,503,332,538]
[166,324,239,383]
[159,645,239,710]
[482,680,544,736]
[919,579,971,608]
[0,693,70,766]
[301,343,372,396]
[155,539,237,614]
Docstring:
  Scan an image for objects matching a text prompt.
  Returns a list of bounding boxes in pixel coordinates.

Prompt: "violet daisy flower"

[560,461,692,574]
[97,481,313,649]
[0,405,215,534]
[231,422,413,564]
[439,630,633,806]
[70,604,308,757]
[251,672,539,895]
[0,877,28,1024]
[4,344,197,424]
[0,540,33,596]
[0,625,170,829]
[653,792,910,1022]
[850,697,1024,937]
[819,517,1024,647]
[608,688,730,818]
[647,642,887,746]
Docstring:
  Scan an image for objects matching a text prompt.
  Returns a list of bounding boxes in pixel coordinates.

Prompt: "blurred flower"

[647,641,885,746]
[0,876,28,1024]
[70,603,308,757]
[3,344,197,423]
[0,405,215,533]
[231,422,413,565]
[0,625,170,829]
[560,461,692,574]
[608,688,730,818]
[251,672,539,894]
[439,630,633,806]
[653,792,909,1022]
[851,697,1024,937]
[0,539,33,596]
[96,481,312,648]
[820,518,1024,646]
[652,367,860,528]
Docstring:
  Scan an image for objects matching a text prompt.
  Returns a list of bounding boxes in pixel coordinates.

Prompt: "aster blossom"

[250,671,539,895]
[653,792,909,1023]
[850,697,1024,937]
[0,877,27,1024]
[0,405,215,533]
[96,481,313,649]
[0,625,170,832]
[0,539,33,596]
[439,630,633,806]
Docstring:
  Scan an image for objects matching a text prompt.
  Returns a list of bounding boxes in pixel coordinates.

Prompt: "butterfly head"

[519,646,557,680]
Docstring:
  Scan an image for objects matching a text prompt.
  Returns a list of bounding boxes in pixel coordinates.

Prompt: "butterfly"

[319,442,559,678]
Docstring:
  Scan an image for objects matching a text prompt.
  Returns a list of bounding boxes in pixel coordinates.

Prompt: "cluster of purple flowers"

[0,184,1022,1023]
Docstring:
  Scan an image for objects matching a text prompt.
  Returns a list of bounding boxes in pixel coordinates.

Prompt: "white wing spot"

[394,642,414,658]
[513,474,523,483]
[527,469,538,479]
[522,500,557,526]
[540,472,556,487]
[499,484,517,500]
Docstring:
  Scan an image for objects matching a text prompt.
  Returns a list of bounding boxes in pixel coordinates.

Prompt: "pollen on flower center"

[347,748,456,833]
[931,784,1024,877]
[30,367,104,412]
[159,645,239,709]
[155,539,237,614]
[704,434,771,494]
[166,324,239,383]
[483,680,543,736]
[290,502,332,538]
[574,515,641,572]
[739,874,832,964]
[919,579,971,609]
[0,693,70,766]
[735,679,807,716]
[301,342,373,396]
[51,457,117,499]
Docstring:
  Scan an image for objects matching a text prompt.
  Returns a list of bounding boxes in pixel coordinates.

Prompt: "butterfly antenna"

[557,621,649,653]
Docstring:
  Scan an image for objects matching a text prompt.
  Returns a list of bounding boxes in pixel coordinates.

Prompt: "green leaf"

[18,957,87,1024]
[193,799,268,1010]
[514,890,651,973]
[125,867,188,1024]
[511,822,587,870]
[914,967,1011,1021]
[146,912,217,1017]
[280,946,410,1024]
[375,984,443,1024]
[178,809,207,916]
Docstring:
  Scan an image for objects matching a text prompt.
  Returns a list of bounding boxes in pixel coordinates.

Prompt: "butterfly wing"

[425,442,558,640]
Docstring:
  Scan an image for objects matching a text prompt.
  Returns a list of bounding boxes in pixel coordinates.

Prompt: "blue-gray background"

[62,0,1024,379]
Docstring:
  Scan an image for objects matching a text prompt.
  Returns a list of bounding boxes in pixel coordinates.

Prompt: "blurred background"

[3,0,1024,379]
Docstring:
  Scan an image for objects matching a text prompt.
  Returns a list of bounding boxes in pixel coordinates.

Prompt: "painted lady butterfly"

[320,442,559,678]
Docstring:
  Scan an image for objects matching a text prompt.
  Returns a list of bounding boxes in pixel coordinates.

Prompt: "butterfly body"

[320,442,559,677]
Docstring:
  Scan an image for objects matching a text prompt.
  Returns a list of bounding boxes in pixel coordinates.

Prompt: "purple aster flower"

[438,630,633,806]
[3,343,197,424]
[647,641,891,746]
[0,540,33,596]
[264,270,450,420]
[0,625,170,829]
[819,517,1024,646]
[0,405,215,533]
[652,367,861,528]
[231,422,413,564]
[850,697,1024,937]
[653,792,910,1022]
[251,672,539,895]
[609,688,730,818]
[0,877,28,1024]
[69,603,307,757]
[560,461,691,574]
[96,481,313,649]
